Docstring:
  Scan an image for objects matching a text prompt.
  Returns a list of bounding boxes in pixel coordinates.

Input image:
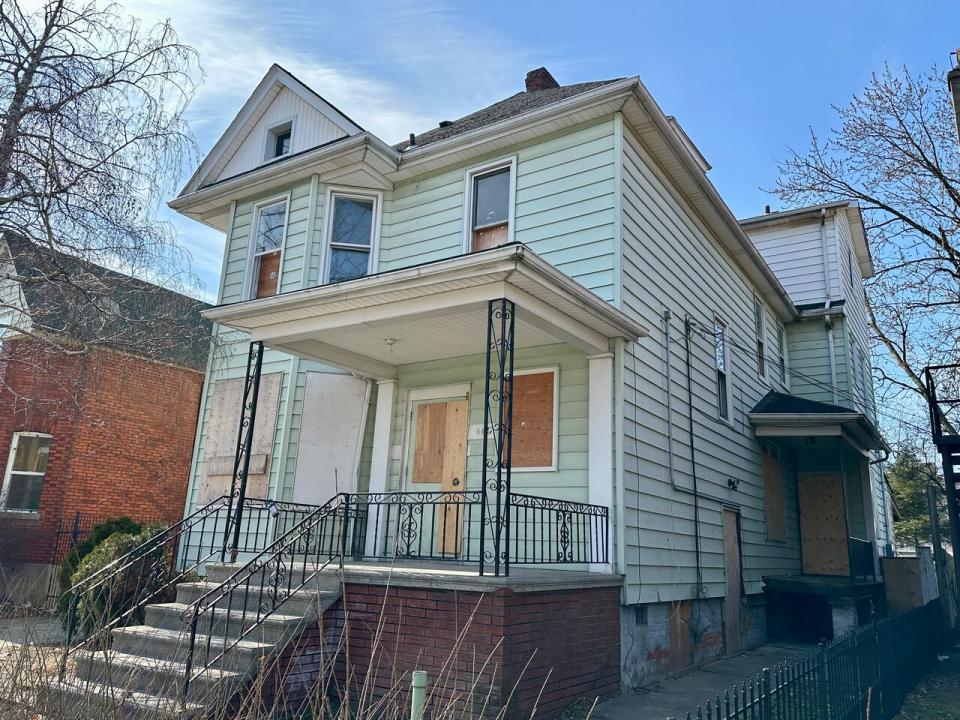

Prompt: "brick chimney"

[525,67,559,92]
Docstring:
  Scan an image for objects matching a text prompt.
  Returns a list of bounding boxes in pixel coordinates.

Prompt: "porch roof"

[203,244,646,378]
[747,391,889,454]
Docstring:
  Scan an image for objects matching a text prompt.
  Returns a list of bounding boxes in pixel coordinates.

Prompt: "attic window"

[265,121,293,161]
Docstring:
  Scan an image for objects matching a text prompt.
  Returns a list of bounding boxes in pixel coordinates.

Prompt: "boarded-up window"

[510,370,556,469]
[762,445,786,542]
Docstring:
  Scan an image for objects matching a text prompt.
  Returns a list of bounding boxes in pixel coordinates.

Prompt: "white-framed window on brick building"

[1,432,52,512]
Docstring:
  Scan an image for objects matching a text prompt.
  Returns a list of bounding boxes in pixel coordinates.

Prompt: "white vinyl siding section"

[618,123,801,603]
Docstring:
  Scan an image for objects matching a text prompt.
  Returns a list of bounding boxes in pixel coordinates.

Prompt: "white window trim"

[714,314,734,425]
[319,186,382,285]
[511,366,560,473]
[243,193,291,301]
[399,384,472,489]
[754,293,767,381]
[777,322,790,390]
[1,431,52,513]
[461,156,517,253]
[261,115,298,164]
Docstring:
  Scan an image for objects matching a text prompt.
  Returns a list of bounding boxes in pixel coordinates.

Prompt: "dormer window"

[265,120,293,161]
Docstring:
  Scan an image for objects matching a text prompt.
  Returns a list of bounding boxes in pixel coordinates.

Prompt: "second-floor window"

[776,323,788,386]
[325,193,377,283]
[714,317,731,421]
[754,295,766,379]
[248,197,288,299]
[465,158,515,252]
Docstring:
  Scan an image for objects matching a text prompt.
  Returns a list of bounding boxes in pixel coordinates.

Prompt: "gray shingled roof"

[394,79,623,151]
[4,233,212,370]
[751,390,856,416]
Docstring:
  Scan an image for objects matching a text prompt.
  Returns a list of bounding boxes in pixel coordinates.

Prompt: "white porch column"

[365,379,396,557]
[588,352,614,573]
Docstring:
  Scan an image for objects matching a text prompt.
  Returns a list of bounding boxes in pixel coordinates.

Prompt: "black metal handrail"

[179,494,346,702]
[57,495,328,677]
[925,364,960,441]
[509,493,609,565]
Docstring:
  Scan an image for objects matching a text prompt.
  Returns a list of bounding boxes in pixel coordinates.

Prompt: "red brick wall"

[300,582,622,720]
[0,339,203,564]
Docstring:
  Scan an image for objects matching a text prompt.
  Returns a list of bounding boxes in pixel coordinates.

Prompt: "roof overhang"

[748,411,889,454]
[740,201,874,279]
[203,244,645,379]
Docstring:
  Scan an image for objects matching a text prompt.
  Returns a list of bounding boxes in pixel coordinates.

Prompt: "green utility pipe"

[410,670,427,720]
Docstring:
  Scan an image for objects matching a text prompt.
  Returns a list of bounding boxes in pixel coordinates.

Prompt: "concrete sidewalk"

[594,643,814,720]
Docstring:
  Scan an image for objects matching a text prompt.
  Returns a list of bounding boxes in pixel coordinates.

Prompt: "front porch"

[204,244,644,576]
[749,391,890,640]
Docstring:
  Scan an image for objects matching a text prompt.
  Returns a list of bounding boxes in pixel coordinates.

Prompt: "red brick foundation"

[273,580,621,719]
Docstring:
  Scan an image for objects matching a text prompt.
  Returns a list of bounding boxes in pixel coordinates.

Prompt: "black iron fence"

[671,601,941,720]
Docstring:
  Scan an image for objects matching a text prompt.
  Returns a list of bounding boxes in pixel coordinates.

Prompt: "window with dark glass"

[471,166,510,251]
[274,130,291,158]
[2,433,51,512]
[715,319,730,420]
[754,296,766,378]
[250,200,287,299]
[777,324,788,385]
[266,121,293,160]
[327,195,374,283]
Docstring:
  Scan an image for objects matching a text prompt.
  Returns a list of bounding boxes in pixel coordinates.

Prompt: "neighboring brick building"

[0,234,210,604]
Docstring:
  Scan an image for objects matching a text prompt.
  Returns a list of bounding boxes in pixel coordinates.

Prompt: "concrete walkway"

[594,643,814,720]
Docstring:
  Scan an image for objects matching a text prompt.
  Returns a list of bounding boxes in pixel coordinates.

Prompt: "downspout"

[683,315,705,596]
[663,309,725,504]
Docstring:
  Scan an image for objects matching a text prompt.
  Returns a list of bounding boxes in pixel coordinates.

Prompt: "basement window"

[465,159,515,252]
[247,197,288,299]
[1,432,52,512]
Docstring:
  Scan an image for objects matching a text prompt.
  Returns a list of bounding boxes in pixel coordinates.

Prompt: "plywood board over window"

[510,369,557,470]
[798,472,850,576]
[762,445,786,542]
[198,374,281,503]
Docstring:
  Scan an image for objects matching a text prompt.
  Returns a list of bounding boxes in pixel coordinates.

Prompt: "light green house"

[170,65,894,688]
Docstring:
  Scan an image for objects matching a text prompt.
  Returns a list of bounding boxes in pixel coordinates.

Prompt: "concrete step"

[111,625,271,672]
[42,678,202,720]
[74,649,242,703]
[144,602,308,645]
[174,581,329,617]
[203,562,343,592]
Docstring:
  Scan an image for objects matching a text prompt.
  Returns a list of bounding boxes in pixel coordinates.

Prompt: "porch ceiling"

[204,244,646,378]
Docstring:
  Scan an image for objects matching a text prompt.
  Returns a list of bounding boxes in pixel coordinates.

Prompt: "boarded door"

[723,509,743,654]
[292,373,370,503]
[798,472,850,576]
[411,398,468,555]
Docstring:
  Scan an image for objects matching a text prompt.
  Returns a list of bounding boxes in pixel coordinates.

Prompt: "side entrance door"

[723,508,743,654]
[798,472,850,576]
[408,397,469,556]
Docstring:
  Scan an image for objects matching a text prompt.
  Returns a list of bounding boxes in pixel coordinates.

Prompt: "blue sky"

[130,0,958,297]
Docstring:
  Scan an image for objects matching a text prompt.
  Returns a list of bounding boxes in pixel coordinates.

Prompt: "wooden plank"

[798,472,850,576]
[411,401,446,484]
[472,222,508,252]
[511,371,555,468]
[439,399,469,555]
[668,599,692,669]
[762,448,786,542]
[723,509,743,654]
[255,250,281,298]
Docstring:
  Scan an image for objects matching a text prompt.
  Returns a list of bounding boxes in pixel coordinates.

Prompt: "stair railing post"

[223,341,264,563]
[181,607,200,707]
[58,590,80,680]
[761,667,771,720]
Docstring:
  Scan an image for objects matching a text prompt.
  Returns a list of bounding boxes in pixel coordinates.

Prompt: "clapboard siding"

[378,120,617,300]
[747,222,829,307]
[618,121,799,603]
[218,87,348,182]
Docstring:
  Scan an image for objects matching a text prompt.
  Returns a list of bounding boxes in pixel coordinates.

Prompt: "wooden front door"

[723,508,743,654]
[411,398,469,556]
[798,472,850,576]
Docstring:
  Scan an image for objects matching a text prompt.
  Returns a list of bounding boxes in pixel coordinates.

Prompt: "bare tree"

[775,63,960,435]
[0,0,202,345]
